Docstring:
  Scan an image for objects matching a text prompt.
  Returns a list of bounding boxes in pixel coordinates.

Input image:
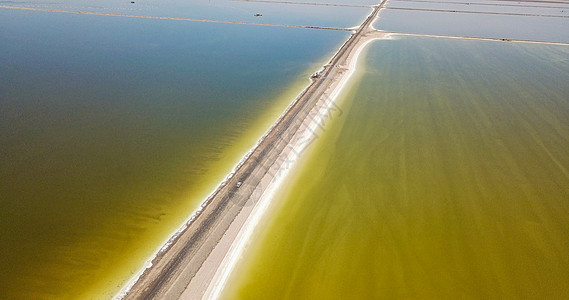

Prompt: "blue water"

[0,8,349,299]
[0,0,373,28]
[386,0,569,16]
[375,5,569,43]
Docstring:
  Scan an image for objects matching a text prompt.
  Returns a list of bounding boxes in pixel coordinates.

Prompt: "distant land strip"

[387,31,569,45]
[232,0,371,8]
[488,0,569,4]
[384,6,569,17]
[0,5,353,31]
[391,0,569,9]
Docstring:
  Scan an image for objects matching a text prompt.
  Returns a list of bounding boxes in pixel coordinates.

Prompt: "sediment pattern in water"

[0,9,348,299]
[225,37,569,299]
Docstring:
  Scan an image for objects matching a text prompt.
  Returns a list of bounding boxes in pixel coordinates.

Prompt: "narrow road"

[388,31,569,45]
[122,2,385,299]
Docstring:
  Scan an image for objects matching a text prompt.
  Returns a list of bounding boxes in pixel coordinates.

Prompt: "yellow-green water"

[224,37,569,299]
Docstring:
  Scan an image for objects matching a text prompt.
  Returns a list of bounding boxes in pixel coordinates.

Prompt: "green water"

[0,9,349,299]
[224,37,569,299]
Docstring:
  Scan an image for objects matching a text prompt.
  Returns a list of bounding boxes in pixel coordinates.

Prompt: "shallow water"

[375,7,569,43]
[385,0,569,16]
[388,0,569,7]
[0,9,348,299]
[0,0,373,28]
[224,37,569,299]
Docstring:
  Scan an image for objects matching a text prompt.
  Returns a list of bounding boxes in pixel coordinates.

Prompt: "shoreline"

[113,73,319,300]
[112,39,336,299]
[114,82,320,300]
[119,2,387,298]
[112,34,341,300]
[113,59,332,300]
[202,31,391,300]
[115,27,569,299]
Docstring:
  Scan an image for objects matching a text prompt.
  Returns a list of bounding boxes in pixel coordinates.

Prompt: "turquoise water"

[0,8,348,299]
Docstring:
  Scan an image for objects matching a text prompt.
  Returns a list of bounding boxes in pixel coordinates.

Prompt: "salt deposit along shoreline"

[201,32,392,300]
[118,1,388,299]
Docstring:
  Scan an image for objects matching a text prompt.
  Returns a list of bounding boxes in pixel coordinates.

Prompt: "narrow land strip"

[387,31,569,45]
[487,0,569,4]
[232,0,371,8]
[391,0,569,9]
[117,27,568,300]
[384,6,569,17]
[7,0,565,298]
[0,5,352,31]
[120,2,386,299]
